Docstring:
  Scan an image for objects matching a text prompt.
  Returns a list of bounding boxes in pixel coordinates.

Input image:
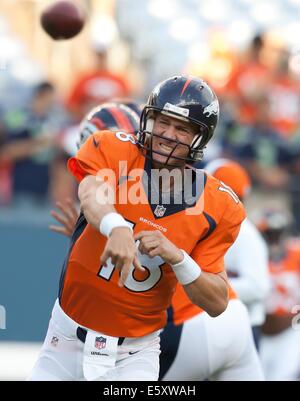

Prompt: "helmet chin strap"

[190,133,204,161]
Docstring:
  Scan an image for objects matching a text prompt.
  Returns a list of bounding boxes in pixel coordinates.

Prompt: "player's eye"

[178,127,190,135]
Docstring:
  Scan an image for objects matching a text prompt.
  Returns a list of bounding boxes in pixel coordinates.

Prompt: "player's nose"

[161,125,177,142]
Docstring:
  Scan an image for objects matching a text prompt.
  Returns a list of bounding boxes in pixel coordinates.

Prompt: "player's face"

[151,113,198,167]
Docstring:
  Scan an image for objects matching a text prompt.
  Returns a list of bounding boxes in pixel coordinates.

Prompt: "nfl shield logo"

[51,336,59,347]
[95,336,106,350]
[154,205,166,217]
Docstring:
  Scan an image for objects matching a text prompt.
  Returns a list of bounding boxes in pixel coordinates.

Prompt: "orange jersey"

[61,130,245,337]
[267,239,300,316]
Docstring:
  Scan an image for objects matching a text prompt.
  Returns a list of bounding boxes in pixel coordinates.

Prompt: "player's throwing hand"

[101,227,145,287]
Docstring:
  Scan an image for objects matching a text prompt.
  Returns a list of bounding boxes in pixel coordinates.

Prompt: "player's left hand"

[134,230,184,265]
[49,198,79,237]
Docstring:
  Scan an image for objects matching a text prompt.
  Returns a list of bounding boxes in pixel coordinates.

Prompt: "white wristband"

[100,212,132,238]
[171,250,201,285]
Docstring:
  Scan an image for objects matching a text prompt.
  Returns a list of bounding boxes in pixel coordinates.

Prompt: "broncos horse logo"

[203,100,219,117]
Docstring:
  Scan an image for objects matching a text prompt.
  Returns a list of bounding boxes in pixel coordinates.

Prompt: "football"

[40,1,85,40]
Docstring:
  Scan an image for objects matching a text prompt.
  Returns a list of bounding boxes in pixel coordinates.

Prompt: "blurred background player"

[59,101,140,156]
[205,159,271,348]
[257,209,300,380]
[160,159,266,381]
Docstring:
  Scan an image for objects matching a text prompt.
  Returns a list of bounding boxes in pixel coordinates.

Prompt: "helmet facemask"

[137,107,209,167]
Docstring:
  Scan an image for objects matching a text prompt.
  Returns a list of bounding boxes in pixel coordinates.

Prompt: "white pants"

[161,299,264,381]
[260,327,300,380]
[28,300,161,381]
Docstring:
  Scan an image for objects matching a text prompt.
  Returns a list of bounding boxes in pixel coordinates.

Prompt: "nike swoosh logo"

[93,136,99,148]
[129,350,140,355]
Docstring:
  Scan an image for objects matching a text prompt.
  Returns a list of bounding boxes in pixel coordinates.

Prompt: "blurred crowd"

[1,31,300,231]
[0,42,130,207]
[195,33,300,235]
